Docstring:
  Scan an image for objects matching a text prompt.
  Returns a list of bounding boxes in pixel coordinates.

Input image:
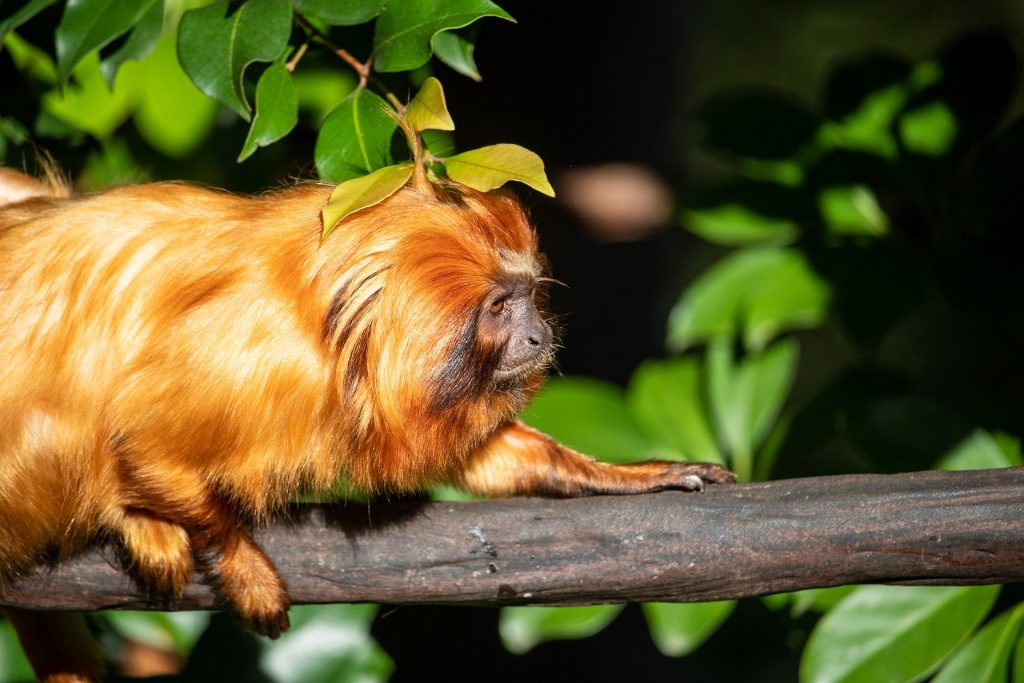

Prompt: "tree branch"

[3,468,1023,611]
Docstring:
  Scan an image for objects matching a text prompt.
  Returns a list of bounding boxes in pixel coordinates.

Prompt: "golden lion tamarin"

[0,168,733,681]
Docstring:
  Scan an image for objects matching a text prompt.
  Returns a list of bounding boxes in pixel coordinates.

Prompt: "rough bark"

[3,468,1023,611]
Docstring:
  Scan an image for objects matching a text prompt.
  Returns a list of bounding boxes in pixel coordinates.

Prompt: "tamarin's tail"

[6,610,104,682]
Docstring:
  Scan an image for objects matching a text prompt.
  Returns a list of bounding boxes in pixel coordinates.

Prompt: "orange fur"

[0,170,732,680]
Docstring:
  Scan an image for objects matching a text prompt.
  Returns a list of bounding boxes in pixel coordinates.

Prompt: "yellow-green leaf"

[443,143,554,196]
[404,76,454,132]
[321,163,413,239]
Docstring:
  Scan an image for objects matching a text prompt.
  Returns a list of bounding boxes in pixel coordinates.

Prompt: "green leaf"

[936,428,1016,471]
[404,76,454,132]
[293,0,384,26]
[321,163,413,239]
[685,203,799,246]
[372,0,513,73]
[315,87,398,182]
[177,0,292,120]
[800,585,1000,683]
[421,129,456,156]
[443,143,554,196]
[933,604,1024,683]
[99,0,163,89]
[44,50,144,138]
[522,377,664,464]
[789,586,860,617]
[133,28,218,158]
[238,59,297,161]
[817,83,907,159]
[260,604,393,683]
[55,0,156,87]
[499,605,622,654]
[899,100,958,157]
[104,611,210,654]
[818,185,889,237]
[0,618,35,682]
[667,248,830,353]
[0,0,58,43]
[627,357,724,464]
[432,26,481,80]
[706,337,799,480]
[642,601,736,657]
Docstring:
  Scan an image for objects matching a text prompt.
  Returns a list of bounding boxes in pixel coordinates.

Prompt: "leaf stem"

[285,42,309,73]
[294,12,371,86]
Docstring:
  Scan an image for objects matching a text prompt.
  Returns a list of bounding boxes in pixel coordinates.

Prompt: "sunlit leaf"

[404,76,454,132]
[372,0,513,73]
[432,26,481,80]
[315,87,398,182]
[667,248,830,353]
[44,51,143,137]
[818,185,889,237]
[899,101,957,157]
[444,143,554,196]
[706,337,799,480]
[817,83,907,159]
[643,601,736,657]
[685,203,799,246]
[522,377,664,464]
[627,357,724,464]
[933,604,1024,683]
[55,0,156,87]
[134,29,218,158]
[0,0,59,43]
[177,0,292,120]
[789,586,860,617]
[260,604,393,683]
[293,0,384,26]
[934,428,1014,471]
[98,0,162,88]
[801,585,1000,683]
[238,59,297,161]
[104,611,210,655]
[321,163,413,239]
[499,605,622,654]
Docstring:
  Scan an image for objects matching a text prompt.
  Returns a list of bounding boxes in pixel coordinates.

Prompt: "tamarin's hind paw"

[243,599,292,640]
[216,532,293,639]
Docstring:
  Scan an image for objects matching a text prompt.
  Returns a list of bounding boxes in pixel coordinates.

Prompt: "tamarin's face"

[480,271,552,384]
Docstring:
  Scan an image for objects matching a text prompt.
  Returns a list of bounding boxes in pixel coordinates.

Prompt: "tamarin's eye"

[489,299,505,315]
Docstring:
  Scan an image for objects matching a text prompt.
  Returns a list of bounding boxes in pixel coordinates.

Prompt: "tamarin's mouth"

[492,345,553,384]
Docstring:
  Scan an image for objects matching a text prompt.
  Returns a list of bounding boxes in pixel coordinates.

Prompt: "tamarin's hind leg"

[116,510,194,597]
[113,463,290,638]
[456,421,735,498]
[208,523,291,640]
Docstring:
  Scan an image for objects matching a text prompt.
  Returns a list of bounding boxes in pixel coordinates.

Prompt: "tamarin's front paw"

[661,461,737,491]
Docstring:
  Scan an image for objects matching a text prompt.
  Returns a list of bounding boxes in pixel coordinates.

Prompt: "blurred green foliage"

[516,29,1024,683]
